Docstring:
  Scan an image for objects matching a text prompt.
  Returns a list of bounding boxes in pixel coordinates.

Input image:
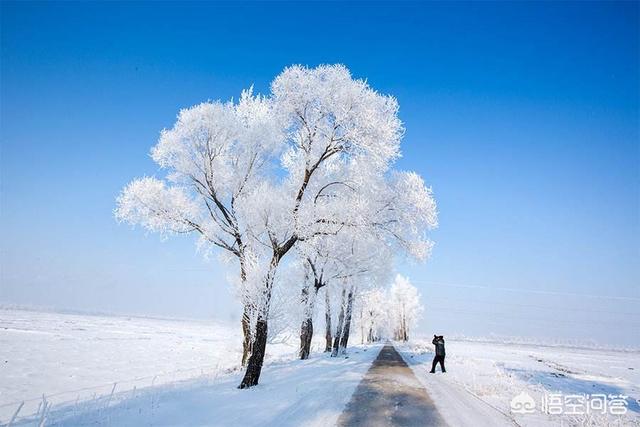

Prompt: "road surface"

[337,344,447,427]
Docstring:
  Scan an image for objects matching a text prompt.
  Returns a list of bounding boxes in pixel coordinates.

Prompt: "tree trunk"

[239,259,252,367]
[238,257,278,389]
[331,288,346,357]
[241,308,252,366]
[339,288,354,351]
[298,279,314,359]
[324,287,332,352]
[299,317,313,359]
[239,317,268,388]
[402,314,408,341]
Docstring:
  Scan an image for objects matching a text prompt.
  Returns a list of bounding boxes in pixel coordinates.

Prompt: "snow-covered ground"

[3,308,639,426]
[397,338,640,427]
[0,308,380,426]
[33,344,380,427]
[0,308,243,423]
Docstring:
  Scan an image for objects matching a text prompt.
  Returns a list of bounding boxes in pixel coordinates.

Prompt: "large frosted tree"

[236,65,409,388]
[116,64,437,389]
[115,89,282,366]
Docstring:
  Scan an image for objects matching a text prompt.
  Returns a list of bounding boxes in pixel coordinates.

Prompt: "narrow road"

[337,344,447,427]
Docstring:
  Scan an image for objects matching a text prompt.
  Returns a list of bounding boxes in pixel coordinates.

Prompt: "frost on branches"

[115,64,437,389]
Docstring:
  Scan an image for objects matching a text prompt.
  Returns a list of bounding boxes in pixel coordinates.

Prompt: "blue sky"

[1,2,638,346]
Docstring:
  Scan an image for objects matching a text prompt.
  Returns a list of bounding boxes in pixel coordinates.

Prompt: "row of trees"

[115,65,437,389]
[359,275,423,343]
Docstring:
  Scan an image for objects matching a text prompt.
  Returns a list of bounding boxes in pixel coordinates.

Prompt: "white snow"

[397,338,640,427]
[0,308,245,422]
[0,308,380,426]
[4,308,639,426]
[37,345,380,427]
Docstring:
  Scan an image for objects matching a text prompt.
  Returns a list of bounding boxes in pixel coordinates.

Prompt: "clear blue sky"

[1,2,638,346]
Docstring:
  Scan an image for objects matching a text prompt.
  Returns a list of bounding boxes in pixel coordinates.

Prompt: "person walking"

[430,335,446,373]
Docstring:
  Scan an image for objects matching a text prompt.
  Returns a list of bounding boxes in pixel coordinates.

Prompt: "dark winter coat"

[432,337,445,357]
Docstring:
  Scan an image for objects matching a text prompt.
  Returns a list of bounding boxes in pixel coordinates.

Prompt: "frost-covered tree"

[116,64,437,389]
[389,274,423,341]
[356,274,423,343]
[294,225,391,359]
[314,167,438,357]
[115,89,282,367]
[237,65,407,388]
[359,288,389,343]
[296,250,328,359]
[329,234,393,356]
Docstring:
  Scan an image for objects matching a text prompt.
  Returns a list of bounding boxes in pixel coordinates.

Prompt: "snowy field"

[398,339,640,427]
[0,308,379,426]
[0,308,241,423]
[2,308,639,426]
